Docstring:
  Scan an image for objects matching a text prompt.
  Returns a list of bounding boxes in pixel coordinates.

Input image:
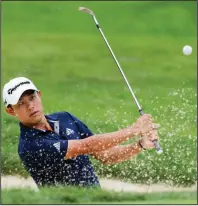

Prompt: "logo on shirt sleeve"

[53,142,60,153]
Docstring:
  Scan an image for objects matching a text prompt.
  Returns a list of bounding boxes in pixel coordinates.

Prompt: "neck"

[23,115,53,131]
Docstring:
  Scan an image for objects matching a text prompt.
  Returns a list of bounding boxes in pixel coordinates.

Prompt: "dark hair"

[21,89,36,97]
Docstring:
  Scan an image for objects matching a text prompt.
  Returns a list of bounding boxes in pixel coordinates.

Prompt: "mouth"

[30,111,39,117]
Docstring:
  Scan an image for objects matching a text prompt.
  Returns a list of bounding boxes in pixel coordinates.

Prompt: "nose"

[27,101,34,112]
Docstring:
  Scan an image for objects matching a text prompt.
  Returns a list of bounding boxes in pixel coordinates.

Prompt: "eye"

[30,95,36,100]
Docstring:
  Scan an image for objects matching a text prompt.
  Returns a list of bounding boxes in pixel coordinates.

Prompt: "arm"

[91,127,160,165]
[65,124,139,159]
[32,115,157,164]
[65,113,154,160]
[91,141,144,165]
[92,127,160,165]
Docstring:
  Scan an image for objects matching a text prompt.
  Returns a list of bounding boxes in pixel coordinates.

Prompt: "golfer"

[3,77,159,188]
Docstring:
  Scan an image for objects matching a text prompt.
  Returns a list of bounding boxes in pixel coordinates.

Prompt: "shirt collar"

[20,114,59,139]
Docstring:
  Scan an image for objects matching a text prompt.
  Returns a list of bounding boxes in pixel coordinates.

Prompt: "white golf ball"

[183,45,192,55]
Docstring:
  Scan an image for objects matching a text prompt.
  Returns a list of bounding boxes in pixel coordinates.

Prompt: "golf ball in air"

[183,45,192,55]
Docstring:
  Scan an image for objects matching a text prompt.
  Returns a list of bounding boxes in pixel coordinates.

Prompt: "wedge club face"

[79,7,94,16]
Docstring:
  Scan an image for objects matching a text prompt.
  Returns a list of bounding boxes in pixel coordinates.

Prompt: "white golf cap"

[3,77,38,107]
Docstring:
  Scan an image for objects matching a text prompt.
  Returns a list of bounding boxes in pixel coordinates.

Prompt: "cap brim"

[9,84,38,105]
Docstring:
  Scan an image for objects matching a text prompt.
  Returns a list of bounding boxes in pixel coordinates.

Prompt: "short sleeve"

[42,139,68,158]
[31,138,68,161]
[67,112,94,139]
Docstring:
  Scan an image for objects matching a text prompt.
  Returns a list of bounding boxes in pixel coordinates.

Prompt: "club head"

[79,7,94,16]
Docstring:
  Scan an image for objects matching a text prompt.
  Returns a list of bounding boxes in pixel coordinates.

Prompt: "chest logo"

[66,128,74,136]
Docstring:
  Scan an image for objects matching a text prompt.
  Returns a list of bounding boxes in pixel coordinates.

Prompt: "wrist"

[129,124,141,136]
[138,139,146,150]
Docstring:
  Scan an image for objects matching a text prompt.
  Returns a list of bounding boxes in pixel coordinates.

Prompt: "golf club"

[79,7,163,154]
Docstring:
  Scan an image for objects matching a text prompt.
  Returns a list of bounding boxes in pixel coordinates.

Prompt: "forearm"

[86,124,139,154]
[93,142,143,165]
[66,124,140,159]
[66,113,153,159]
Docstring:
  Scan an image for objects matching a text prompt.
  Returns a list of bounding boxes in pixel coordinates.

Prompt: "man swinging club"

[3,77,159,187]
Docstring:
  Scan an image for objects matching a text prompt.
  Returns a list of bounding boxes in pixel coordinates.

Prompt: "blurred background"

[1,1,197,204]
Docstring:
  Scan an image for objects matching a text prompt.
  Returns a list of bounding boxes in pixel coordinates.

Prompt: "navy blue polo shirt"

[18,111,100,187]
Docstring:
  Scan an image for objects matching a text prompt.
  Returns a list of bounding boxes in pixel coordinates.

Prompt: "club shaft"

[92,15,163,154]
[93,17,142,111]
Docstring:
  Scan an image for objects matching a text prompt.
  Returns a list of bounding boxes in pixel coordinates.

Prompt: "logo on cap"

[7,81,30,95]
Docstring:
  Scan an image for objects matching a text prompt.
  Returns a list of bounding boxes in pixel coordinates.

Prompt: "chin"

[30,115,43,124]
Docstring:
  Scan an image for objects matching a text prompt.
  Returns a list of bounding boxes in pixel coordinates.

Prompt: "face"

[6,90,44,126]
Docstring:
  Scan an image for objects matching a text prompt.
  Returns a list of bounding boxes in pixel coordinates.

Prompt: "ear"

[5,107,16,116]
[37,90,41,97]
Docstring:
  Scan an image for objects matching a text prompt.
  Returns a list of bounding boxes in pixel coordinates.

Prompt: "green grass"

[1,0,197,188]
[2,187,197,204]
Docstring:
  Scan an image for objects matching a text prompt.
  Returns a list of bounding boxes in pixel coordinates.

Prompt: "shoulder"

[18,138,36,158]
[46,111,82,125]
[18,138,42,151]
[46,111,75,120]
